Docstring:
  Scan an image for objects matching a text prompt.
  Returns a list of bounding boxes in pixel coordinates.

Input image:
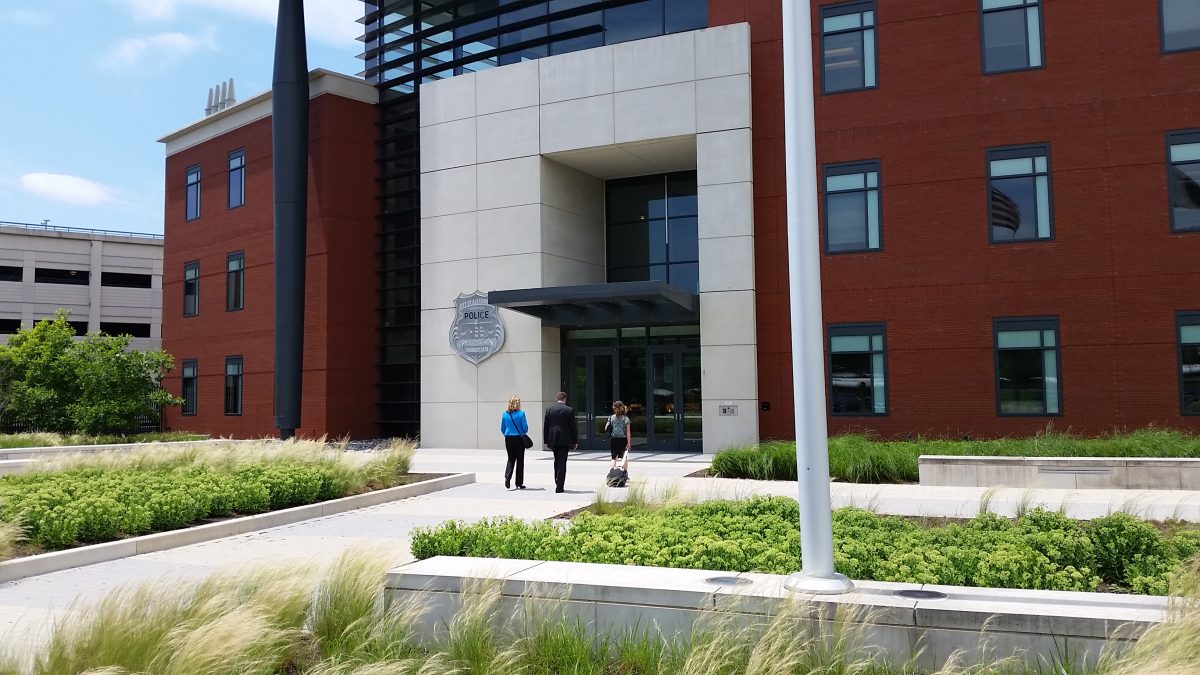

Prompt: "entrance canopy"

[488,281,699,327]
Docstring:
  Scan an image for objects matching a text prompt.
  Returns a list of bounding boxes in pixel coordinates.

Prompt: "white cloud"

[98,28,216,71]
[20,173,115,207]
[117,0,362,45]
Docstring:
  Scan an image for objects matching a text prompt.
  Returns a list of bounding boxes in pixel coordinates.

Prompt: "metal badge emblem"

[449,291,506,364]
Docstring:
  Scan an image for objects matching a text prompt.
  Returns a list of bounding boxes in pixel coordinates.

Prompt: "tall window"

[1180,312,1200,416]
[606,172,698,293]
[995,317,1061,416]
[181,360,198,416]
[821,1,876,94]
[1162,0,1200,53]
[228,150,245,209]
[226,252,244,311]
[981,0,1043,73]
[825,161,881,253]
[224,357,243,416]
[183,261,199,317]
[988,144,1052,242]
[828,324,887,415]
[1168,130,1200,232]
[185,166,201,221]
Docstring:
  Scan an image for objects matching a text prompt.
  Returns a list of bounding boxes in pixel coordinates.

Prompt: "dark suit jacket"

[543,402,578,448]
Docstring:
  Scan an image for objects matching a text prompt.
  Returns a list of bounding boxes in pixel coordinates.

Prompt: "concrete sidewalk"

[1,446,1198,653]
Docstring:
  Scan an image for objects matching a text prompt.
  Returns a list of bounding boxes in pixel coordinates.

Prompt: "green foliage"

[0,310,183,434]
[0,432,207,450]
[411,499,1199,595]
[713,428,1200,483]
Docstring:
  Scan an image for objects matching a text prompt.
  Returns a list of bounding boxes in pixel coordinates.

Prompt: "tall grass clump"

[0,432,206,450]
[712,428,1200,483]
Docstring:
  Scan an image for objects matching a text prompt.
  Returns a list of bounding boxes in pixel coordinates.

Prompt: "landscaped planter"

[919,455,1200,490]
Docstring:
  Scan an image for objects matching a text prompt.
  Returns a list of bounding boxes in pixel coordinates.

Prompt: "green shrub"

[1088,512,1168,583]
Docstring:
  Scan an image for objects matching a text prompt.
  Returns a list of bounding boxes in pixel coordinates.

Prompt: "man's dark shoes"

[555,488,565,493]
[518,485,526,490]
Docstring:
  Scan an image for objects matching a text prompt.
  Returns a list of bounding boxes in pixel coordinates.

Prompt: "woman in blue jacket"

[500,394,529,490]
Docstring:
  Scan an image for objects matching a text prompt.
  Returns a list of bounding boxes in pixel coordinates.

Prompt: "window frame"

[986,143,1055,244]
[823,160,883,254]
[819,0,878,95]
[1178,311,1200,416]
[224,356,243,416]
[978,0,1045,75]
[183,261,199,318]
[227,149,246,209]
[181,359,198,416]
[1160,0,1200,54]
[226,251,245,312]
[1166,129,1200,233]
[185,165,201,221]
[827,322,889,417]
[993,316,1063,417]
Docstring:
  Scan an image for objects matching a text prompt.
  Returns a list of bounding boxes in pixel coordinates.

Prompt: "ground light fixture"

[781,0,854,595]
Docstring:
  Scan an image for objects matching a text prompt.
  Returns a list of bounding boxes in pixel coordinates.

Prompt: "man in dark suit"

[543,391,578,493]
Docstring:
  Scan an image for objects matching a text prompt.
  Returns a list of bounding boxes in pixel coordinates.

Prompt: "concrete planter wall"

[919,455,1200,490]
[387,557,1165,671]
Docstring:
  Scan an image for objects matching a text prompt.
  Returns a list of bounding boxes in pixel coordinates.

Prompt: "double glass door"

[565,345,701,452]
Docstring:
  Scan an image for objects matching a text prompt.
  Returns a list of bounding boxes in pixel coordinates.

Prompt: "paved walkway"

[1,447,1198,653]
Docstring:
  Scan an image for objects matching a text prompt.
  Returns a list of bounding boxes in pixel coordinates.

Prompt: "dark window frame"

[228,149,245,209]
[978,0,1045,75]
[0,266,22,282]
[987,143,1055,244]
[185,165,201,221]
[226,251,245,311]
[1166,129,1200,233]
[99,322,152,338]
[1179,311,1200,416]
[823,159,883,254]
[993,316,1063,417]
[100,272,153,289]
[34,268,90,285]
[0,319,21,334]
[224,356,243,416]
[827,322,889,417]
[181,359,198,416]
[183,261,199,318]
[819,0,878,95]
[1161,0,1200,54]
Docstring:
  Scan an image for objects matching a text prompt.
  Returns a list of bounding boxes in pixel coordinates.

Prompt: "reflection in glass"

[996,323,1059,415]
[823,31,865,92]
[982,3,1041,73]
[619,348,648,447]
[605,0,662,43]
[593,354,614,440]
[605,172,698,292]
[1163,0,1200,52]
[651,351,677,442]
[1183,344,1200,415]
[681,351,703,443]
[829,328,886,415]
[989,149,1051,241]
[1170,137,1200,231]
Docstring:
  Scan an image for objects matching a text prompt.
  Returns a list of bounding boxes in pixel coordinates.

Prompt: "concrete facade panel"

[476,60,540,116]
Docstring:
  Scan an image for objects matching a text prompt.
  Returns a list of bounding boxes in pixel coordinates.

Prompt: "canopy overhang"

[488,281,699,327]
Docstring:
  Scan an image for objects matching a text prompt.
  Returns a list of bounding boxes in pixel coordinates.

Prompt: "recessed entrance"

[564,326,701,453]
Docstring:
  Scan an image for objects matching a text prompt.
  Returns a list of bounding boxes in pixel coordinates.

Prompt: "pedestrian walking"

[605,400,632,471]
[500,394,530,490]
[543,391,577,493]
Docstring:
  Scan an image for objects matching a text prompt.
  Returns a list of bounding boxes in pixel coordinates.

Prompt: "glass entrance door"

[648,346,703,452]
[566,349,616,451]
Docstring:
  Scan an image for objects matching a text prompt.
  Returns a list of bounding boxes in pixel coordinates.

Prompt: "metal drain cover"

[894,590,947,600]
[705,576,752,586]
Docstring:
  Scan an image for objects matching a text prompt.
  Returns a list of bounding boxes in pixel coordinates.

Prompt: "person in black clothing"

[543,391,578,493]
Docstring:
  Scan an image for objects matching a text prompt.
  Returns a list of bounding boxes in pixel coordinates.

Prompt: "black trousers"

[550,444,570,490]
[504,435,525,487]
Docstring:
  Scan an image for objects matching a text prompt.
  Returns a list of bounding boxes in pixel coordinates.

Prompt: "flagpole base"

[783,572,853,595]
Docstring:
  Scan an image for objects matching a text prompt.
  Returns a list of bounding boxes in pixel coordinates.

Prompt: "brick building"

[161,1,1200,447]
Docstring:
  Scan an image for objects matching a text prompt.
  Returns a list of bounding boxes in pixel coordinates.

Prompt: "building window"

[99,322,151,338]
[988,144,1052,242]
[606,171,698,293]
[226,252,244,311]
[828,324,887,415]
[68,321,89,336]
[228,150,245,209]
[1180,313,1200,415]
[100,272,152,289]
[186,166,201,221]
[995,317,1061,416]
[224,357,243,416]
[34,268,89,285]
[981,0,1043,73]
[0,319,21,334]
[1168,130,1200,232]
[183,261,199,317]
[821,1,876,94]
[1162,0,1200,53]
[0,266,21,282]
[825,161,881,253]
[181,360,198,416]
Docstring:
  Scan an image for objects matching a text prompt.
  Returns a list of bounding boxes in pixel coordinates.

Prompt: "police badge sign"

[449,292,506,364]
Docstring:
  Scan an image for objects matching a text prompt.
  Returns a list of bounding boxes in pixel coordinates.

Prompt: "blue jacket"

[500,409,529,436]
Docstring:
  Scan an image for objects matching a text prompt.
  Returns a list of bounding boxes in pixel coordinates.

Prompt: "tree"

[0,310,182,434]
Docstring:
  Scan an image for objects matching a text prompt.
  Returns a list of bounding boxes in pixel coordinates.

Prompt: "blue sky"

[0,0,366,235]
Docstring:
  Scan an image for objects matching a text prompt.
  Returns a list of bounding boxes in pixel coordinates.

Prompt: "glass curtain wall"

[359,1,705,437]
[606,171,699,292]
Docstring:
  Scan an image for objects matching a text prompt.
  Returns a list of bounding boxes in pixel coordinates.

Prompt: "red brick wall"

[162,93,378,439]
[711,0,1200,439]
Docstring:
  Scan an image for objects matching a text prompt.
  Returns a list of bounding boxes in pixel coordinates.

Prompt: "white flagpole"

[781,0,853,595]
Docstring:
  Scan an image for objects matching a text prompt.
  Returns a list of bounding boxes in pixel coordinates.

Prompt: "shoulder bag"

[508,411,534,449]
